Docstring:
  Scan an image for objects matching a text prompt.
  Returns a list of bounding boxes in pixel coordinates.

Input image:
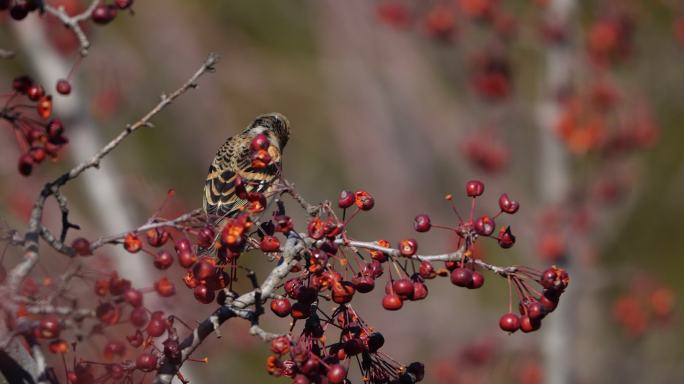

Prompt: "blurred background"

[1,0,684,383]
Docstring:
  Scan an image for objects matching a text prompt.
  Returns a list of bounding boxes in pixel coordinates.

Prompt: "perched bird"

[203,113,290,222]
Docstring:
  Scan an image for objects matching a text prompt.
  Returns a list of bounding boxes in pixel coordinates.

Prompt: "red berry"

[290,302,311,319]
[498,193,520,214]
[12,75,32,93]
[124,289,143,307]
[193,284,215,304]
[398,238,418,257]
[520,315,541,333]
[250,133,270,151]
[91,4,117,24]
[499,313,521,333]
[419,261,436,279]
[392,278,414,299]
[260,235,281,252]
[153,250,173,269]
[192,260,216,281]
[270,298,292,317]
[130,307,148,328]
[71,237,92,256]
[327,364,347,384]
[145,317,166,337]
[123,233,142,253]
[196,227,215,249]
[135,352,157,372]
[466,180,485,197]
[154,277,175,297]
[450,267,473,287]
[352,275,375,293]
[414,214,432,232]
[382,293,403,310]
[46,119,65,138]
[36,316,61,339]
[338,190,354,208]
[412,281,429,301]
[470,271,485,289]
[354,190,375,210]
[18,154,34,176]
[56,79,71,95]
[497,226,516,248]
[114,0,134,9]
[26,84,45,101]
[474,215,495,236]
[177,250,197,268]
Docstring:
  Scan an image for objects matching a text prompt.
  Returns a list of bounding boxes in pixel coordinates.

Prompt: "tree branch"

[44,0,101,56]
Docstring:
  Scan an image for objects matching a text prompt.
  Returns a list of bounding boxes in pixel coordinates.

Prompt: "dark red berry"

[450,267,473,287]
[145,317,166,337]
[466,179,485,197]
[352,275,375,293]
[414,214,432,232]
[153,251,173,269]
[13,75,33,93]
[398,238,418,257]
[124,289,143,308]
[470,271,485,289]
[354,190,375,210]
[26,84,45,101]
[270,298,292,317]
[327,364,347,384]
[338,190,354,208]
[392,278,414,299]
[412,281,429,300]
[91,4,117,24]
[474,215,495,236]
[499,312,521,333]
[498,193,520,214]
[154,277,176,297]
[114,0,134,9]
[498,226,516,248]
[520,315,541,333]
[419,261,436,279]
[196,227,215,248]
[250,133,270,151]
[56,79,71,95]
[193,285,214,304]
[135,353,157,372]
[9,3,29,20]
[71,237,92,256]
[130,307,148,328]
[18,154,34,176]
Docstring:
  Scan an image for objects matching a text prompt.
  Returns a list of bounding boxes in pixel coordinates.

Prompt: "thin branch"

[44,0,101,56]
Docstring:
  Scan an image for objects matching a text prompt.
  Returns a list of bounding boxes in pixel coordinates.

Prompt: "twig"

[44,0,101,56]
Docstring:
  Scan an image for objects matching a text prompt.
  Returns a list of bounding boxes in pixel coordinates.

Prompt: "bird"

[203,112,290,223]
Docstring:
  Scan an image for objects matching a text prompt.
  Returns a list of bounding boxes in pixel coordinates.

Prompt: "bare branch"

[44,0,101,56]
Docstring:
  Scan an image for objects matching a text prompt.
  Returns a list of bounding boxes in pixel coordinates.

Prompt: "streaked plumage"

[203,113,290,222]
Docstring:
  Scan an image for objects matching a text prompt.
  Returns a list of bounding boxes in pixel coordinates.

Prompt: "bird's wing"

[203,136,282,220]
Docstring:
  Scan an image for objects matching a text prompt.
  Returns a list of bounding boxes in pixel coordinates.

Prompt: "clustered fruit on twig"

[0,51,568,383]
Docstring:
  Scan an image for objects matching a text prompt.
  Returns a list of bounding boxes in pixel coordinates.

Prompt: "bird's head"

[247,112,291,148]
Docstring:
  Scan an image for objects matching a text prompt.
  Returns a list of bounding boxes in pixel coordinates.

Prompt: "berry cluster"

[1,75,69,176]
[267,306,424,384]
